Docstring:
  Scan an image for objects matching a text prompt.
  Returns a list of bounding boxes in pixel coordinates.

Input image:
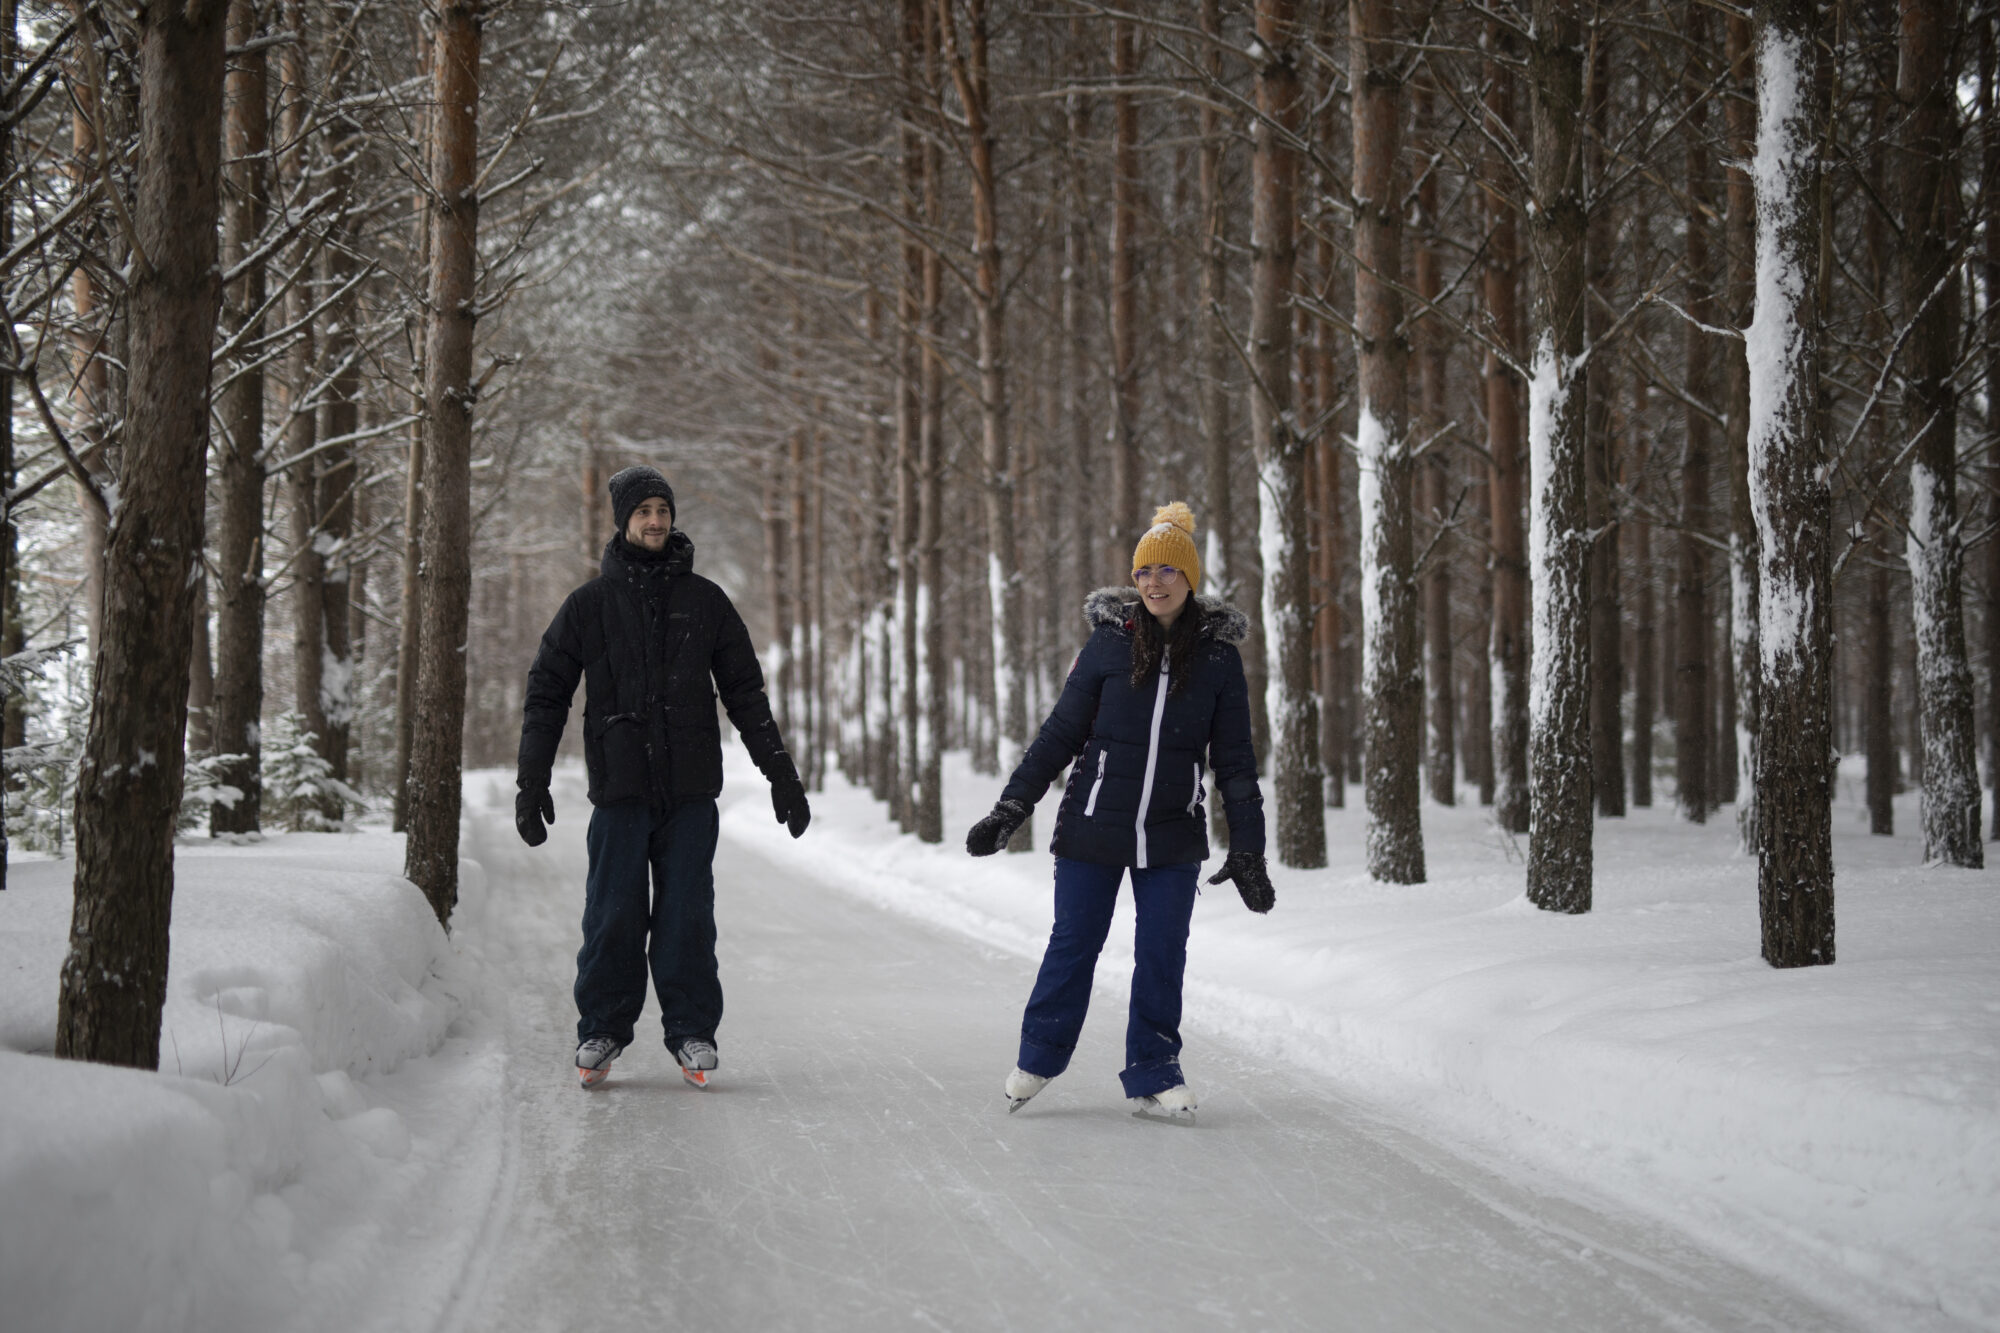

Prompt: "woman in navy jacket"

[966,503,1275,1122]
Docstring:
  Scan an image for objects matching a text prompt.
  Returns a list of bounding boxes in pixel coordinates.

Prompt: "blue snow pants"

[1016,855,1200,1098]
[575,798,721,1050]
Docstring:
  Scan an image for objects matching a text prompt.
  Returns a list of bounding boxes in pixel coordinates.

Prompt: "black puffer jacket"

[1001,588,1264,868]
[517,531,796,806]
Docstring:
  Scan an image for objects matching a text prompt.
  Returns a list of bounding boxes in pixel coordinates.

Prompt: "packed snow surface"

[2,749,1994,1331]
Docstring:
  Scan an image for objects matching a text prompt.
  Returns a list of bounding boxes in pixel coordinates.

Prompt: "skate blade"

[1130,1101,1196,1126]
[1007,1096,1031,1114]
[578,1066,610,1089]
[681,1067,710,1089]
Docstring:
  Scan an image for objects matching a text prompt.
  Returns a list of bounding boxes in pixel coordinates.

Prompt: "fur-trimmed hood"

[1083,585,1249,645]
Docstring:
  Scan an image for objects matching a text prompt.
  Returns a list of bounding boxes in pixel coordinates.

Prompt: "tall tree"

[403,0,484,924]
[938,0,1028,850]
[1898,0,1983,868]
[1415,76,1455,810]
[1251,0,1325,867]
[1107,16,1142,572]
[207,0,270,836]
[1677,14,1715,823]
[56,0,230,1065]
[1526,0,1593,913]
[1585,37,1623,818]
[1724,10,1761,851]
[1747,0,1834,967]
[1352,0,1421,881]
[1482,21,1530,836]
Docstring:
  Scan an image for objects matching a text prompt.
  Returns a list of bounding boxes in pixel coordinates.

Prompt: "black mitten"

[515,786,555,847]
[965,798,1030,857]
[771,773,811,838]
[1206,849,1274,913]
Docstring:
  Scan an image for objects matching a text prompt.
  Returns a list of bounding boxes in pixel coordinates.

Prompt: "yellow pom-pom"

[1150,501,1197,537]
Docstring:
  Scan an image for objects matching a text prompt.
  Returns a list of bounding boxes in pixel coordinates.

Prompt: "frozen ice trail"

[447,779,1851,1333]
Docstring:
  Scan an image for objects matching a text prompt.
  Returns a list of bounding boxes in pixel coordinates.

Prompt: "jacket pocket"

[1082,749,1109,817]
[665,701,724,795]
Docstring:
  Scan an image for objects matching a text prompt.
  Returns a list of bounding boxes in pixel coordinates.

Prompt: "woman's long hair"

[1129,595,1205,697]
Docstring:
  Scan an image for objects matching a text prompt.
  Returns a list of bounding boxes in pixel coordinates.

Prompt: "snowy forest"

[0,0,1994,1073]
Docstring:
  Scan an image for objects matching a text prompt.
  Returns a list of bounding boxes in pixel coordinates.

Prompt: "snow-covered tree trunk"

[1525,0,1593,915]
[1352,0,1422,882]
[1481,22,1531,837]
[403,0,484,925]
[1724,11,1761,854]
[1898,0,1983,869]
[56,0,229,1065]
[1251,0,1325,868]
[209,0,270,837]
[1747,2,1834,967]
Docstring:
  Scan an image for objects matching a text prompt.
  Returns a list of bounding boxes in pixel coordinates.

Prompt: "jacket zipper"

[1133,657,1170,869]
[1082,749,1108,817]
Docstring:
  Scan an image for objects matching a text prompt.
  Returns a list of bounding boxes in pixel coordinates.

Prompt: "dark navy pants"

[575,798,721,1049]
[1017,855,1200,1098]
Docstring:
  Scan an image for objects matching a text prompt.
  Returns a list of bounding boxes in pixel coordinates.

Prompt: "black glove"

[1207,850,1274,913]
[515,786,554,847]
[965,798,1029,857]
[771,773,811,838]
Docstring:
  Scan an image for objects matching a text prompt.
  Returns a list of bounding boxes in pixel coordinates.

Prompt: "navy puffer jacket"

[1001,588,1264,868]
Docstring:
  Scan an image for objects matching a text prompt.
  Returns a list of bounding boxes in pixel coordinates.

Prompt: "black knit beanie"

[608,465,676,534]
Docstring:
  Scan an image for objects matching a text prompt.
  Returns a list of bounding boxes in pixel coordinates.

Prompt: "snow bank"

[0,835,486,1333]
[722,748,2000,1330]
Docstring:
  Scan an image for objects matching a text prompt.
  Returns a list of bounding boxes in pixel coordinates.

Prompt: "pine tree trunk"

[1748,0,1834,967]
[1866,559,1895,835]
[1252,0,1325,869]
[316,156,360,794]
[403,0,483,925]
[914,3,946,846]
[1466,446,1495,806]
[1631,499,1655,808]
[392,34,433,834]
[209,0,270,836]
[1482,23,1531,836]
[1198,0,1235,623]
[0,0,14,891]
[1984,15,2000,844]
[1525,0,1592,914]
[1725,11,1762,852]
[895,0,925,833]
[1585,43,1623,818]
[1352,0,1421,881]
[1106,17,1141,575]
[1416,77,1454,811]
[66,66,113,657]
[55,0,228,1066]
[1677,55,1715,823]
[1899,0,1983,868]
[282,14,326,818]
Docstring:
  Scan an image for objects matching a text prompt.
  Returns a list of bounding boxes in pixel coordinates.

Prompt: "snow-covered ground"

[0,749,1993,1331]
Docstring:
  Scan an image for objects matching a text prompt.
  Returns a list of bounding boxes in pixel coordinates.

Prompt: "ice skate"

[669,1037,718,1089]
[1004,1067,1050,1113]
[1130,1083,1197,1125]
[576,1036,625,1089]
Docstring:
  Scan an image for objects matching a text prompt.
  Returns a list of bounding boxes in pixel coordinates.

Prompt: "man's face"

[625,497,673,551]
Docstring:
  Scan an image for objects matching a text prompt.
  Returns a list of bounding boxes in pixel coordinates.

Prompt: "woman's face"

[1133,564,1190,626]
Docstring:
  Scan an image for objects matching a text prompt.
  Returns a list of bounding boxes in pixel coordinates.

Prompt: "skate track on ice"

[445,777,1853,1333]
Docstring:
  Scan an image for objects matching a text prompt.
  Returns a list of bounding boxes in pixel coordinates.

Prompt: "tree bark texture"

[1525,0,1593,914]
[1866,559,1895,835]
[1677,62,1715,823]
[403,0,483,925]
[56,0,228,1066]
[208,0,270,836]
[1748,2,1835,966]
[1985,14,2000,843]
[1416,76,1455,810]
[1352,0,1422,881]
[1482,24,1531,836]
[1898,0,1983,868]
[1106,17,1141,576]
[914,0,945,845]
[1252,0,1325,869]
[1585,40,1623,818]
[1725,10,1762,852]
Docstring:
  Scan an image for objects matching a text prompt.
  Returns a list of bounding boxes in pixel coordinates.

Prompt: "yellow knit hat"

[1131,501,1202,593]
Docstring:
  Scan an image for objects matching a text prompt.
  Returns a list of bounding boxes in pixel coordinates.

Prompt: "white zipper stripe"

[1083,749,1108,817]
[1133,657,1170,869]
[1187,762,1202,817]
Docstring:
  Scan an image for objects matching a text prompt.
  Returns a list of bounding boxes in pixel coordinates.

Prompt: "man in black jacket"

[516,465,810,1090]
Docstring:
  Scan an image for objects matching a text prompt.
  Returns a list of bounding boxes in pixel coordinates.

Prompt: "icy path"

[445,781,1850,1333]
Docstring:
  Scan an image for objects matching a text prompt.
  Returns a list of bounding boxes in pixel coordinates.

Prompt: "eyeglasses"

[1132,565,1182,585]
